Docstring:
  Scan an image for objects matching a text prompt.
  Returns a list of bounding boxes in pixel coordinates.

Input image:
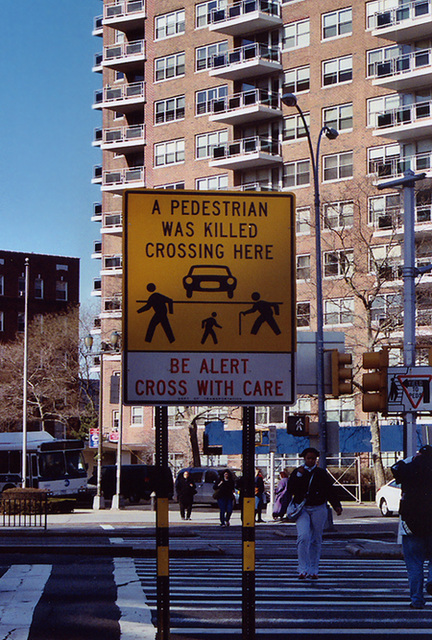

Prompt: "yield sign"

[397,374,432,409]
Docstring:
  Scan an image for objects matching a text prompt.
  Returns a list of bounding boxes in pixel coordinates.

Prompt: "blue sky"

[0,1,102,307]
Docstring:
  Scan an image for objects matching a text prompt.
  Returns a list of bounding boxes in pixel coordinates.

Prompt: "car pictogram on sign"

[182,264,237,299]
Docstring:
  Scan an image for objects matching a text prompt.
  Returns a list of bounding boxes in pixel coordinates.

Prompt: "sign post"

[123,189,296,406]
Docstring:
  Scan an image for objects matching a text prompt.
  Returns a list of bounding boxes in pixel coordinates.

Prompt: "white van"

[175,466,241,505]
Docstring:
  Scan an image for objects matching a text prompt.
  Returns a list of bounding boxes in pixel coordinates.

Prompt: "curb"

[345,539,403,559]
[0,543,225,558]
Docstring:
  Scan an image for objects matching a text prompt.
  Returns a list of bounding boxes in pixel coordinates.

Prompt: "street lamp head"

[324,126,339,140]
[110,330,121,349]
[84,334,94,351]
[281,92,298,108]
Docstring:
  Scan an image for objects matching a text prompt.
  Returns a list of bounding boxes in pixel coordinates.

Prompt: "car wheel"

[380,498,393,517]
[186,289,193,298]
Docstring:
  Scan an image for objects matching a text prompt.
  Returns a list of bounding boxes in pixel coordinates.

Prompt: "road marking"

[114,558,155,640]
[0,564,51,640]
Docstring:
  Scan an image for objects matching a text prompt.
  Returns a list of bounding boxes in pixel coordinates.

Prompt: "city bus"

[0,431,94,502]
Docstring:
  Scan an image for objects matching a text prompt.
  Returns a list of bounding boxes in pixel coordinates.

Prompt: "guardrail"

[0,489,48,529]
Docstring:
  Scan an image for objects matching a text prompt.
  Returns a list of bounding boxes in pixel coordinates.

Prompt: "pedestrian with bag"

[255,468,266,522]
[175,470,196,521]
[391,445,432,609]
[286,448,342,580]
[213,470,236,527]
[273,470,290,520]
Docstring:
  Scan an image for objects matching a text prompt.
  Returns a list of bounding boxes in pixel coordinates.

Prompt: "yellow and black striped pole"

[155,406,170,639]
[242,406,256,639]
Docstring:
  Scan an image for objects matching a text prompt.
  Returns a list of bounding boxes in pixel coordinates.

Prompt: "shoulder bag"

[286,472,314,521]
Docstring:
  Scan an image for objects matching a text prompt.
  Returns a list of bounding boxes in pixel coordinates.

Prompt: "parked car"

[88,465,173,504]
[175,466,241,505]
[375,479,401,516]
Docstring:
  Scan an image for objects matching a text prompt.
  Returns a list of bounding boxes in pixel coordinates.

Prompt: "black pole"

[155,405,170,639]
[242,406,256,640]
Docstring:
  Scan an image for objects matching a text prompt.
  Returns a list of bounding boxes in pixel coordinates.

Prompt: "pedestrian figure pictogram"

[201,312,222,345]
[240,292,281,336]
[137,283,175,344]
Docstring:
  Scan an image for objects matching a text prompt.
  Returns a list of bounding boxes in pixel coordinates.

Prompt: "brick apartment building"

[91,0,432,465]
[0,250,79,343]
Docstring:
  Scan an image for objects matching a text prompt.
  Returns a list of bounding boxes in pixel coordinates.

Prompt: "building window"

[367,143,400,176]
[297,302,311,327]
[131,406,144,425]
[156,181,185,190]
[196,174,229,190]
[196,130,228,160]
[104,255,122,269]
[155,138,185,166]
[196,0,220,28]
[155,95,185,124]
[155,52,185,82]
[322,55,353,86]
[17,312,25,332]
[367,94,401,127]
[323,151,353,181]
[0,311,3,332]
[323,103,353,132]
[18,276,25,297]
[196,85,228,115]
[56,264,68,271]
[323,201,354,229]
[368,193,401,229]
[283,160,310,188]
[196,41,228,72]
[370,244,402,281]
[324,249,354,278]
[326,398,355,424]
[367,44,401,78]
[283,112,310,141]
[282,19,310,50]
[56,281,68,301]
[324,297,354,325]
[371,292,402,323]
[155,10,185,40]
[34,278,44,299]
[296,254,311,280]
[284,65,310,94]
[0,275,3,296]
[322,8,352,39]
[296,206,311,234]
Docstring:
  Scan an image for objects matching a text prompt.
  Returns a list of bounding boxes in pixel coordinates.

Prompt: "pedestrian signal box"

[287,415,309,437]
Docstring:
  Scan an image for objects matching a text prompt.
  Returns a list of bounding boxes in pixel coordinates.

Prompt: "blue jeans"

[218,497,233,525]
[402,535,432,606]
[295,503,328,576]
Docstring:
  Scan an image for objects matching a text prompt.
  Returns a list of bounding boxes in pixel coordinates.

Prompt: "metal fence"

[0,490,48,529]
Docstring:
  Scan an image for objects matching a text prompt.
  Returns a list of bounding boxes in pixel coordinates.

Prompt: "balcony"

[209,0,282,36]
[101,255,123,275]
[102,166,145,193]
[372,204,432,238]
[372,152,432,182]
[101,212,123,235]
[99,124,145,152]
[103,0,146,30]
[374,99,432,140]
[92,203,103,222]
[93,81,145,112]
[372,0,432,42]
[209,43,282,80]
[92,241,102,260]
[93,128,102,147]
[93,52,103,73]
[210,136,282,170]
[93,15,103,36]
[372,48,432,91]
[210,89,281,125]
[240,181,278,191]
[92,165,103,184]
[103,39,145,71]
[92,279,102,297]
[102,296,123,316]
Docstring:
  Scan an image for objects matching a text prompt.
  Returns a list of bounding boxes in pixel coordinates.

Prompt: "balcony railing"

[104,0,145,21]
[240,181,277,191]
[93,81,145,110]
[212,136,281,161]
[102,212,123,233]
[372,48,432,88]
[373,204,432,230]
[374,0,431,29]
[376,99,432,129]
[210,42,280,77]
[211,88,280,121]
[103,297,122,312]
[371,151,432,179]
[209,0,281,34]
[102,166,145,190]
[103,255,123,271]
[211,0,280,22]
[100,124,145,149]
[103,40,145,66]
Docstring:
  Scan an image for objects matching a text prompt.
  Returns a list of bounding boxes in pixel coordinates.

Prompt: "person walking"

[391,445,432,609]
[287,448,342,580]
[213,470,236,527]
[175,470,196,520]
[273,470,290,520]
[255,468,266,522]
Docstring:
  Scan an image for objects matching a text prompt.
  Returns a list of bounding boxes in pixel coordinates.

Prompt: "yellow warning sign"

[123,189,296,405]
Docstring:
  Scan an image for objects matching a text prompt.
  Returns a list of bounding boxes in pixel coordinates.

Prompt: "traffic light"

[362,347,389,413]
[330,349,353,397]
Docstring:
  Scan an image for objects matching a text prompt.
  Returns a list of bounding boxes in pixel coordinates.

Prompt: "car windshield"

[191,266,229,275]
[65,451,87,477]
[39,452,66,480]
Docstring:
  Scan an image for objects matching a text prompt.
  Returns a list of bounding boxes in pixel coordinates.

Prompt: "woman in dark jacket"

[287,448,342,579]
[213,470,236,527]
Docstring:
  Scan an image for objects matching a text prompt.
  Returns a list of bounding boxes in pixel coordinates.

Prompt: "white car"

[375,480,401,517]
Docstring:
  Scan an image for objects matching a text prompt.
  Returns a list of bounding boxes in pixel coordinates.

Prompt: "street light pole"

[281,92,339,469]
[22,257,29,488]
[110,331,123,510]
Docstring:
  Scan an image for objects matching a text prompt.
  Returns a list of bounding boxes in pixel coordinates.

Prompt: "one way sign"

[387,366,432,413]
